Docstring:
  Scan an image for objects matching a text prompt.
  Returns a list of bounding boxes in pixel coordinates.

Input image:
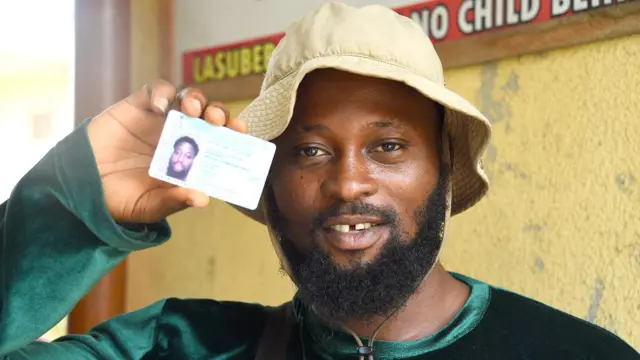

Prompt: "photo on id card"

[148,110,276,210]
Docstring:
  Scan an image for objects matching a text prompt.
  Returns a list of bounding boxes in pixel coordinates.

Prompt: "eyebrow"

[370,120,395,128]
[296,119,400,133]
[298,123,329,133]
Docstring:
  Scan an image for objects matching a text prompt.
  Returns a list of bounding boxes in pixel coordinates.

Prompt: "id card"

[148,110,276,210]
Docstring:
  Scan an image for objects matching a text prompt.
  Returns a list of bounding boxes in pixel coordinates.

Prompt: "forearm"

[0,122,170,355]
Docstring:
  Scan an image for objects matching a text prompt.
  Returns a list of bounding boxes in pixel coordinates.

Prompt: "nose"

[320,151,378,202]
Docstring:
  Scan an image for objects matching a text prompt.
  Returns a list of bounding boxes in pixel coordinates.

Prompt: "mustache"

[310,201,398,230]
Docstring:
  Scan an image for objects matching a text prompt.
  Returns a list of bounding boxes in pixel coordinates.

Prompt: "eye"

[298,146,328,157]
[372,142,404,153]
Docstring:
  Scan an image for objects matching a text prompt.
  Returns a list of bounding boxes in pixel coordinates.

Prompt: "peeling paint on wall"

[535,257,544,272]
[503,162,530,180]
[206,257,216,279]
[502,71,520,94]
[477,64,521,134]
[586,278,605,323]
[485,144,498,163]
[523,222,547,233]
[483,144,498,182]
[615,173,636,195]
[478,63,509,125]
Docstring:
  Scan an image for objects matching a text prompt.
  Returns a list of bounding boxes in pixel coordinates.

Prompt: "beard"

[265,166,449,324]
[166,163,188,180]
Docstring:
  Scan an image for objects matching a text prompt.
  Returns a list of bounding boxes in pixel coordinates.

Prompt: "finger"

[203,102,231,126]
[123,80,176,114]
[177,88,207,118]
[226,117,248,134]
[149,80,177,114]
[203,105,227,126]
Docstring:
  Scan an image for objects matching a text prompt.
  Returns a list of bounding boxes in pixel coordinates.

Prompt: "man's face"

[267,69,448,322]
[170,141,196,174]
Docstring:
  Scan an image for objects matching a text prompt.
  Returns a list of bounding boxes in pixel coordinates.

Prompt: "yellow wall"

[127,34,640,348]
[442,34,639,346]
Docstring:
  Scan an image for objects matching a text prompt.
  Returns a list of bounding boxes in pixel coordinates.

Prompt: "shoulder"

[151,298,273,358]
[158,297,269,334]
[484,287,638,359]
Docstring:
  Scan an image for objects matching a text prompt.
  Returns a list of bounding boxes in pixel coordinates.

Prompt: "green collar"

[300,273,491,359]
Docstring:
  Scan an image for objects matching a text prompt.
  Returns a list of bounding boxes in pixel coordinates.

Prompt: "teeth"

[330,223,374,232]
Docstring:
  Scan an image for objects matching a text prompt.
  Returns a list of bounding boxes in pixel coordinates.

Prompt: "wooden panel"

[190,2,640,103]
[437,2,640,69]
[126,0,176,313]
[68,264,127,334]
[69,0,131,334]
[158,0,176,81]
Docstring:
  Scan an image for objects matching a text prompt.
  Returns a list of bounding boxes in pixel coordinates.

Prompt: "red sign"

[183,0,628,85]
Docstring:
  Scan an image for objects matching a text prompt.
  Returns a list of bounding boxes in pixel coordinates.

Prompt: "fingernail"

[188,98,202,114]
[212,107,226,123]
[153,97,169,113]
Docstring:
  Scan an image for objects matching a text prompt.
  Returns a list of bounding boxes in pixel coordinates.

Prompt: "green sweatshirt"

[0,123,638,359]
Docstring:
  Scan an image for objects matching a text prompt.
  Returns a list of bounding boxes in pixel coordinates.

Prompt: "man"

[0,2,637,359]
[166,136,199,181]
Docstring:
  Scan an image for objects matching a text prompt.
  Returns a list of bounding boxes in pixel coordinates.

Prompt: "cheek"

[376,160,438,234]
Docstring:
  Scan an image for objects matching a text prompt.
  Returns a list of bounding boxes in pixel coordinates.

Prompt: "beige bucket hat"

[236,1,492,226]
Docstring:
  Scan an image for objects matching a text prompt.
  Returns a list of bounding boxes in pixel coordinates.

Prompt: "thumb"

[167,187,210,210]
[141,187,210,223]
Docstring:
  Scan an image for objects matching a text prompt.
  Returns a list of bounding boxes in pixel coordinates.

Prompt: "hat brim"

[237,54,492,225]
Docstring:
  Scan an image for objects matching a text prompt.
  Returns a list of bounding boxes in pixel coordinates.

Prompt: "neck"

[320,264,470,341]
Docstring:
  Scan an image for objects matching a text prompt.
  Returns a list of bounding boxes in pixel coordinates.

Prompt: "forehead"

[175,141,194,151]
[290,69,440,130]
